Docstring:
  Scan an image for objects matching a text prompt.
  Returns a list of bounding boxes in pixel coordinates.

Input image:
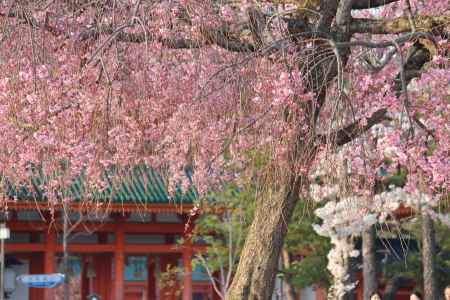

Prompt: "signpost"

[17,273,65,288]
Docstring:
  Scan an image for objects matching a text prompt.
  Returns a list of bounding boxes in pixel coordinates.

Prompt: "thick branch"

[79,22,255,52]
[79,23,255,52]
[79,25,204,48]
[335,32,434,50]
[116,31,203,49]
[350,15,450,34]
[324,108,389,146]
[201,28,255,52]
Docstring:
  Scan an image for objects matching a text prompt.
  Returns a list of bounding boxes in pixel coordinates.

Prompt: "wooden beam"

[7,222,48,231]
[58,244,116,253]
[4,201,194,213]
[5,243,45,252]
[7,221,185,233]
[4,243,206,253]
[125,244,206,254]
[7,243,114,253]
[124,244,182,253]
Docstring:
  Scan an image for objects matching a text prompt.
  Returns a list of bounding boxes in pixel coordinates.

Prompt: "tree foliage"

[1,0,450,298]
[190,184,255,298]
[383,217,450,292]
[285,201,332,290]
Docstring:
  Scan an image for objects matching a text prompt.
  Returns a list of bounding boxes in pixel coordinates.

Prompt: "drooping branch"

[321,26,437,147]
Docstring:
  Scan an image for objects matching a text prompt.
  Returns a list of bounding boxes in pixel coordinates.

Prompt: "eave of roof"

[4,166,197,207]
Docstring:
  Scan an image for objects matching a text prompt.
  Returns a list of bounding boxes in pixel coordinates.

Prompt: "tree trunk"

[281,248,298,300]
[225,175,303,300]
[421,209,438,300]
[362,225,377,300]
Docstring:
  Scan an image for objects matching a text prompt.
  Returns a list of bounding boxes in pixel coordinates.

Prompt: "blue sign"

[17,273,65,288]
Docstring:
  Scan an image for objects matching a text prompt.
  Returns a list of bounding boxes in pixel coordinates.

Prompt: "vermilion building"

[1,168,215,300]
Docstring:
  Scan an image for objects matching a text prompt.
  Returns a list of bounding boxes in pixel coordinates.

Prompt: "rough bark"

[362,225,378,300]
[225,175,304,300]
[281,248,298,300]
[421,210,438,300]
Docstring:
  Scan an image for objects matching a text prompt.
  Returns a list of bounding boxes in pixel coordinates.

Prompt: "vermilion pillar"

[29,255,44,300]
[147,256,157,300]
[182,246,193,300]
[44,228,56,300]
[114,229,125,300]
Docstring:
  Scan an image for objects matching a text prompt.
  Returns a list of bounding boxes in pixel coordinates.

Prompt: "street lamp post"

[0,223,10,300]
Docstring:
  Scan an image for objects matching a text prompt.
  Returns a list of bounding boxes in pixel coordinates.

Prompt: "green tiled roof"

[6,166,197,205]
